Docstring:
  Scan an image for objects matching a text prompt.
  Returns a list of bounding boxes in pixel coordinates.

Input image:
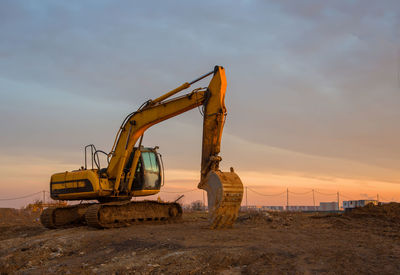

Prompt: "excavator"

[40,66,243,229]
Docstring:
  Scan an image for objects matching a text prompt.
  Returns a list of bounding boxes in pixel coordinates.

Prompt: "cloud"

[0,0,399,203]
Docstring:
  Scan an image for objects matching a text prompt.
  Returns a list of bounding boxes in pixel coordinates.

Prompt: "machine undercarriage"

[40,201,182,229]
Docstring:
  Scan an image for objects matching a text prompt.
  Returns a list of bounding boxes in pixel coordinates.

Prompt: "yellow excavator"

[40,66,243,229]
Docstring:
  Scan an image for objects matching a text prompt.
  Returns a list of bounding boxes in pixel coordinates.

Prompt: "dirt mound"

[0,208,39,225]
[236,211,272,224]
[346,202,400,222]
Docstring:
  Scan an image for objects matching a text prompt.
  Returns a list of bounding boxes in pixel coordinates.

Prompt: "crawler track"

[85,201,182,228]
[40,201,182,229]
[40,204,93,229]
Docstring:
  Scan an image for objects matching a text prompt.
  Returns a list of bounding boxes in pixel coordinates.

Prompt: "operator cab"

[125,147,163,193]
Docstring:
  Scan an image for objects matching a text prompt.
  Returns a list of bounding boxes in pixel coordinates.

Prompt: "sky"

[0,0,399,208]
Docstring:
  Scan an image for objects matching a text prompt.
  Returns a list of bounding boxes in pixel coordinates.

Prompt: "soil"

[1,204,400,274]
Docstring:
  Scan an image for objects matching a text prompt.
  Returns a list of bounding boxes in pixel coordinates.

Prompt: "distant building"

[319,202,339,211]
[286,206,315,212]
[261,206,284,211]
[240,205,258,211]
[241,205,284,212]
[343,200,378,211]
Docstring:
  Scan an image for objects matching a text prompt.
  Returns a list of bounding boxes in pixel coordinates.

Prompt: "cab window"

[142,152,159,173]
[141,151,161,190]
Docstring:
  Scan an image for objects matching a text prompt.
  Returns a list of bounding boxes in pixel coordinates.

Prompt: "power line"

[314,190,337,196]
[1,188,397,207]
[0,191,43,201]
[289,190,313,195]
[247,187,286,197]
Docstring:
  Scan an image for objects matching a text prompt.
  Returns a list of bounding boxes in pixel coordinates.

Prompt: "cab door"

[140,150,161,190]
[131,149,162,192]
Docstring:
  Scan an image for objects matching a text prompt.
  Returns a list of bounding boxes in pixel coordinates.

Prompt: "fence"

[0,186,398,209]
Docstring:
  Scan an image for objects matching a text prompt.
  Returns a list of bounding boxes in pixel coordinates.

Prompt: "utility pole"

[43,190,46,204]
[202,191,206,211]
[337,192,340,211]
[312,189,316,211]
[245,186,248,210]
[377,193,379,202]
[286,188,289,211]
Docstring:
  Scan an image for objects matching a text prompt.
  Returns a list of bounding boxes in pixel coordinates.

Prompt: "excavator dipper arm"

[198,67,244,228]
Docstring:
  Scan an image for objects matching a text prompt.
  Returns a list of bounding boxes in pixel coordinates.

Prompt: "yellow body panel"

[50,169,159,200]
[50,170,102,200]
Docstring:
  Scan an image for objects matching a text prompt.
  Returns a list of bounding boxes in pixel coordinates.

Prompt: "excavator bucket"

[200,170,244,229]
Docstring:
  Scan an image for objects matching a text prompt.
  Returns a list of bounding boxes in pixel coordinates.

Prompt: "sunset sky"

[1,0,400,208]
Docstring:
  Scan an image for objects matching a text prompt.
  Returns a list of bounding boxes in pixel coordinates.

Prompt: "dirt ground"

[1,204,400,274]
